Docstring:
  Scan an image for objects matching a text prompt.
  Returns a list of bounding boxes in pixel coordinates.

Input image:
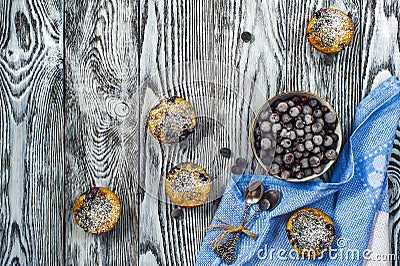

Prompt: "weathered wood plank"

[287,0,362,143]
[0,0,64,264]
[138,0,286,264]
[0,0,398,265]
[360,1,400,263]
[361,0,400,96]
[65,0,139,264]
[389,119,400,265]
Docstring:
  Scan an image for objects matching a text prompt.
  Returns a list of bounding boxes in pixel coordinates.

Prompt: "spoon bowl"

[243,181,264,204]
[261,190,280,210]
[258,198,271,211]
[242,189,282,229]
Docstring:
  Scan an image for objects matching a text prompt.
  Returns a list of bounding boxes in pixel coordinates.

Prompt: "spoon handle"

[243,209,262,227]
[241,203,251,223]
[215,203,251,263]
[220,232,241,264]
[220,209,263,265]
[216,208,263,264]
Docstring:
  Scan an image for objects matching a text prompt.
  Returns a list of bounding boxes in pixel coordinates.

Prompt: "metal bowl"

[250,91,343,182]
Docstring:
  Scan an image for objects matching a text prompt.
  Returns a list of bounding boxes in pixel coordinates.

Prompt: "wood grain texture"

[65,0,139,264]
[0,0,64,264]
[389,119,400,265]
[361,0,400,96]
[138,0,286,265]
[361,0,400,263]
[287,0,362,143]
[0,0,399,264]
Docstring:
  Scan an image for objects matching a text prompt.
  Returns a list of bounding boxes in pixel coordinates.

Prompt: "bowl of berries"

[251,92,342,182]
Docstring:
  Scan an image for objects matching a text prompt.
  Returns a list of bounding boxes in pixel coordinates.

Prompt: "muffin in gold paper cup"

[307,8,354,54]
[147,96,197,144]
[286,208,335,259]
[73,187,121,234]
[166,162,212,208]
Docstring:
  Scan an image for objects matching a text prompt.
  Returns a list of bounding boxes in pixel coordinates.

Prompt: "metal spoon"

[218,189,280,264]
[214,181,264,263]
[241,180,265,223]
[243,189,281,228]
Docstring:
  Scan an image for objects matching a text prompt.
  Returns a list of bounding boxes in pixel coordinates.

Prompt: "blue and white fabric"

[196,77,400,266]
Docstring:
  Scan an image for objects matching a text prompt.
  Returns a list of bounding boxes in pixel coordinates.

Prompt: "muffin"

[73,187,122,234]
[165,162,212,207]
[307,8,354,54]
[147,96,197,144]
[286,208,335,258]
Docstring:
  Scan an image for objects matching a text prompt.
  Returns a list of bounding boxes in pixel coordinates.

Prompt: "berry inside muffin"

[286,208,335,259]
[148,96,197,144]
[165,162,212,207]
[306,8,354,54]
[73,187,122,234]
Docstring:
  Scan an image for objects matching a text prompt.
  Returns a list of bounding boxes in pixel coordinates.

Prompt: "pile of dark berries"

[253,94,340,180]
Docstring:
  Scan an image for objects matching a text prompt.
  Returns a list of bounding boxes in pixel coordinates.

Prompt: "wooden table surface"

[1,0,400,265]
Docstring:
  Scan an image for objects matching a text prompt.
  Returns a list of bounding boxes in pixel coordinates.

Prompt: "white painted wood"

[361,0,400,96]
[0,0,64,264]
[0,0,399,264]
[389,119,400,264]
[138,0,286,264]
[65,0,139,264]
[360,1,400,262]
[287,0,362,143]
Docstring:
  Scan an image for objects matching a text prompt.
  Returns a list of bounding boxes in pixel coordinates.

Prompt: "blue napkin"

[196,77,400,266]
